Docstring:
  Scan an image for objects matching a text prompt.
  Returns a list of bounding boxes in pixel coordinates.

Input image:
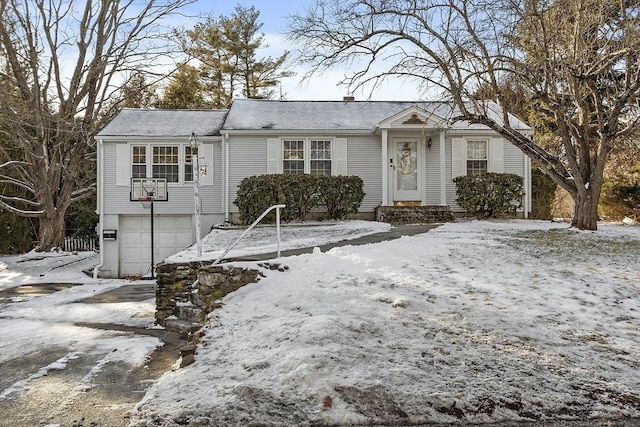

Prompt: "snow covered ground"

[0,252,160,407]
[1,219,639,426]
[127,219,640,426]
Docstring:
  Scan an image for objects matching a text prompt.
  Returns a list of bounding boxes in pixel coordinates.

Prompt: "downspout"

[92,138,104,278]
[224,133,230,223]
[524,155,531,218]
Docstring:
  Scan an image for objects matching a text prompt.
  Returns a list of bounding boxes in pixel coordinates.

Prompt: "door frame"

[390,137,424,203]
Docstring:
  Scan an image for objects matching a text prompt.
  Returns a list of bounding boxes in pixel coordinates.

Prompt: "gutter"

[93,138,104,278]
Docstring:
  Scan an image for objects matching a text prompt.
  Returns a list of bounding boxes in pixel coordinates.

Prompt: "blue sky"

[183,0,420,100]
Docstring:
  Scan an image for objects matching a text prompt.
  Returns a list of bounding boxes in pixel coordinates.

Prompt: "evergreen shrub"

[454,173,524,218]
[66,201,99,237]
[0,210,34,254]
[317,175,365,220]
[234,174,365,224]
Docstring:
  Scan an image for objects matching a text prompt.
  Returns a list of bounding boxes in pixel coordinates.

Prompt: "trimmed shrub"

[278,174,322,221]
[234,174,365,224]
[317,175,365,220]
[234,175,283,224]
[454,173,524,218]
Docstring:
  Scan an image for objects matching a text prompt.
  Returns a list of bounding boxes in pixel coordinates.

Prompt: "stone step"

[175,305,205,323]
[163,318,201,334]
[376,206,455,224]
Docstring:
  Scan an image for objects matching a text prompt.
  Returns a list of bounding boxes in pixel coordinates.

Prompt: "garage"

[119,215,193,277]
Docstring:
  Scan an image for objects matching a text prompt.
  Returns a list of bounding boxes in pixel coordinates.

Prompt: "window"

[283,140,305,175]
[310,140,332,175]
[132,146,147,178]
[184,146,194,182]
[466,140,488,175]
[127,143,207,186]
[282,138,333,175]
[152,146,179,182]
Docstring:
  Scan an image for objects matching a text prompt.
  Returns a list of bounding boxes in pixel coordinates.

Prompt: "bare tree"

[288,0,640,230]
[0,0,195,250]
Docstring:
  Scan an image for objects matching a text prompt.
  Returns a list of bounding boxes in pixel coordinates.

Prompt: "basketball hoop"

[139,196,154,209]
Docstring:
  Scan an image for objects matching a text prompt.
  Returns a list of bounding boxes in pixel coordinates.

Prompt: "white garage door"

[120,215,193,277]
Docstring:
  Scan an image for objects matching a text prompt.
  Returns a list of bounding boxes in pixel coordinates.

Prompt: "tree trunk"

[37,210,66,251]
[571,186,601,231]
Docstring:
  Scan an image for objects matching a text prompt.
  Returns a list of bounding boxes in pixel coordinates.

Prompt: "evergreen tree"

[160,64,207,109]
[175,5,294,108]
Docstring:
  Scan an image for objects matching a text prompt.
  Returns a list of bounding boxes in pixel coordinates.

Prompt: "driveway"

[0,278,186,427]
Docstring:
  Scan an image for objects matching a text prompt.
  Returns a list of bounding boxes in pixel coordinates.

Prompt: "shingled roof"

[222,99,530,132]
[97,109,229,137]
[97,100,530,137]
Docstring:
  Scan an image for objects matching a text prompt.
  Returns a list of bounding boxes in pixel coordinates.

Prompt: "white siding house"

[95,99,532,278]
[96,109,228,278]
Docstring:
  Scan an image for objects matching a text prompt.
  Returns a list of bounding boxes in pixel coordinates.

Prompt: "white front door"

[392,138,422,202]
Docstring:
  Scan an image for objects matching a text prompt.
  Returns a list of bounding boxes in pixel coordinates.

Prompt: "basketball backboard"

[130,178,168,201]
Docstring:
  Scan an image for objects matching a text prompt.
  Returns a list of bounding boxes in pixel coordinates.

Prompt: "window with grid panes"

[310,139,332,175]
[132,146,147,178]
[466,140,488,175]
[283,140,305,174]
[152,146,179,182]
[184,146,193,182]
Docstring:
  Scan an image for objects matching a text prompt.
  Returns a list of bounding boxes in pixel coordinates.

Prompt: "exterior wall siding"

[227,134,382,216]
[447,136,528,213]
[425,136,442,205]
[345,135,382,212]
[503,143,525,174]
[102,141,223,216]
[445,136,460,211]
[227,136,269,215]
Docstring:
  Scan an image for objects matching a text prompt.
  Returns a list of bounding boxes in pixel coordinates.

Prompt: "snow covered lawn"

[130,220,640,426]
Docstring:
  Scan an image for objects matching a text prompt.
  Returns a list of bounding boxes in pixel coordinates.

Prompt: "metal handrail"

[212,204,286,265]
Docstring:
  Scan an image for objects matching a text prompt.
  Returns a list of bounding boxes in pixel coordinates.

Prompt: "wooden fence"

[63,236,98,252]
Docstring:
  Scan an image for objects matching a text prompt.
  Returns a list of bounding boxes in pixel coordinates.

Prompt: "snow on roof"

[97,109,229,137]
[222,99,531,132]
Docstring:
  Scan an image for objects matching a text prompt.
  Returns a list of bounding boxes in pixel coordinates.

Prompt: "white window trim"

[184,145,194,183]
[282,138,307,174]
[117,141,214,186]
[452,136,504,178]
[126,143,190,184]
[268,137,347,176]
[151,145,180,183]
[465,139,489,176]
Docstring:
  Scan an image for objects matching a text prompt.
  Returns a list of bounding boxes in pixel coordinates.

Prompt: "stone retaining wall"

[155,260,286,333]
[376,206,455,224]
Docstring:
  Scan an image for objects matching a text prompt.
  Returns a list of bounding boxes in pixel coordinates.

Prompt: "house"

[95,98,532,278]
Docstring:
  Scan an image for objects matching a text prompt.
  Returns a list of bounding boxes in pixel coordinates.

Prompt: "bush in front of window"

[234,174,365,224]
[279,174,322,221]
[454,173,524,218]
[316,175,365,220]
[234,174,321,224]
